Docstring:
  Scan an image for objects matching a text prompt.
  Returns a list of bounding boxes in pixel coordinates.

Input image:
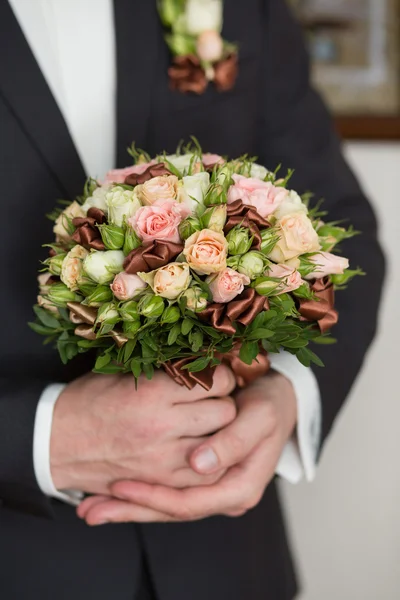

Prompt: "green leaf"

[182,356,210,373]
[168,323,181,346]
[93,363,123,374]
[28,322,57,336]
[123,339,137,363]
[181,318,194,336]
[246,328,274,341]
[33,305,60,328]
[95,353,111,370]
[313,336,337,345]
[131,360,142,379]
[142,362,154,380]
[239,341,259,365]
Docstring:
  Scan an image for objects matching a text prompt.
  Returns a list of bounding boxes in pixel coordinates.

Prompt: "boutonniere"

[158,0,238,94]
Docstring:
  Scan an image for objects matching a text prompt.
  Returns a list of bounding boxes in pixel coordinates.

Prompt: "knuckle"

[264,402,279,435]
[175,503,195,521]
[220,399,237,423]
[227,431,247,458]
[215,366,235,396]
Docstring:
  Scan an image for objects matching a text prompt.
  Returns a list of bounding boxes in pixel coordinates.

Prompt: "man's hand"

[51,366,236,495]
[77,371,297,525]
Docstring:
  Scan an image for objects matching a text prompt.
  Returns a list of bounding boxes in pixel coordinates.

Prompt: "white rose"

[61,245,89,290]
[250,163,269,180]
[179,172,210,212]
[82,185,110,215]
[53,201,85,242]
[163,153,199,175]
[139,263,192,300]
[185,0,223,35]
[106,186,141,226]
[273,190,308,220]
[84,250,125,284]
[268,213,320,263]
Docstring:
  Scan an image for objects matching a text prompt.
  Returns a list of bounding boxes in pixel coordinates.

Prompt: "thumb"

[189,391,270,474]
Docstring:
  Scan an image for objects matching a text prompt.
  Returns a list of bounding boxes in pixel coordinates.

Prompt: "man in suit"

[0,1,385,599]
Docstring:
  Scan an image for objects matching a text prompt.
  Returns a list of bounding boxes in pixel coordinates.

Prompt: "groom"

[0,1,384,599]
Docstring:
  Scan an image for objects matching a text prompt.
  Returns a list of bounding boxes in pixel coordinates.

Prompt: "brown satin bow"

[164,345,270,391]
[168,55,208,95]
[299,277,338,333]
[123,240,183,274]
[199,288,269,336]
[72,207,107,251]
[67,302,128,347]
[224,200,270,250]
[124,163,173,186]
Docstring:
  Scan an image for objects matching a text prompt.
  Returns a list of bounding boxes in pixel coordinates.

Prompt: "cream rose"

[207,268,250,303]
[185,0,223,35]
[111,272,147,301]
[53,201,85,242]
[138,175,179,206]
[273,190,308,220]
[106,186,141,226]
[268,213,320,262]
[81,185,110,215]
[305,252,349,280]
[139,263,192,300]
[183,228,228,275]
[266,263,303,295]
[83,250,125,285]
[60,245,89,291]
[163,153,200,175]
[178,172,210,213]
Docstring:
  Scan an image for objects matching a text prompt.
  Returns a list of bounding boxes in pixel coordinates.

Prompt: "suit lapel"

[114,0,162,166]
[0,1,86,199]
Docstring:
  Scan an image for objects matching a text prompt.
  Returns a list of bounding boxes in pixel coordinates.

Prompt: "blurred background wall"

[280,141,400,600]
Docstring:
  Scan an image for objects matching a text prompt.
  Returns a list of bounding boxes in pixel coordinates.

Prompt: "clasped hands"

[51,365,297,526]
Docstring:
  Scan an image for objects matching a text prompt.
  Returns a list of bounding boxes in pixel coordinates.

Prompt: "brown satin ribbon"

[124,163,173,186]
[168,55,208,95]
[224,200,271,250]
[164,358,216,391]
[199,288,270,336]
[72,207,107,251]
[67,302,128,348]
[214,53,238,92]
[123,240,184,274]
[299,277,338,333]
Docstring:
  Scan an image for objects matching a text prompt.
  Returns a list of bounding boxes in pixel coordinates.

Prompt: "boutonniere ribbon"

[158,0,238,94]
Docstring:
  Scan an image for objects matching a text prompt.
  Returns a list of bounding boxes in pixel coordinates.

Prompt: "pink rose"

[227,174,288,218]
[202,153,225,169]
[129,200,189,244]
[267,263,303,295]
[196,30,224,62]
[305,252,349,280]
[103,160,156,184]
[206,268,250,303]
[111,272,147,301]
[183,228,228,275]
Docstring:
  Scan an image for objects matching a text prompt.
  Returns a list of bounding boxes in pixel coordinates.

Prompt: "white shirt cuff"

[33,384,83,506]
[269,351,321,484]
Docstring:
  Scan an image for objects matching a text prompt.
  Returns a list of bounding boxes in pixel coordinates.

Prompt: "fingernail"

[91,520,109,526]
[193,448,218,473]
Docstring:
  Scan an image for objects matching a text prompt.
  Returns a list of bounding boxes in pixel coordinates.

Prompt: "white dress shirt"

[9,0,321,505]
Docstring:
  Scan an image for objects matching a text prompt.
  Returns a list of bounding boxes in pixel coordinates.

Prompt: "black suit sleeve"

[0,379,53,516]
[258,0,386,448]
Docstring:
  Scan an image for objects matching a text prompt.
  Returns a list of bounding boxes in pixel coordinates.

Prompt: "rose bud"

[196,30,224,63]
[178,216,202,240]
[182,287,208,312]
[48,253,67,276]
[226,226,253,255]
[53,201,85,242]
[238,251,267,279]
[204,184,226,207]
[37,295,59,315]
[267,213,320,263]
[123,320,141,336]
[96,302,120,324]
[119,300,140,322]
[226,255,241,270]
[138,294,165,318]
[82,185,110,215]
[206,268,250,303]
[253,278,281,296]
[304,252,349,280]
[84,285,113,307]
[260,228,279,255]
[184,229,228,275]
[111,272,147,301]
[161,305,181,324]
[99,224,125,250]
[179,172,210,212]
[105,186,141,226]
[60,245,89,291]
[123,227,142,255]
[38,273,53,296]
[266,263,303,295]
[200,204,227,232]
[139,263,192,300]
[47,283,81,307]
[83,250,125,285]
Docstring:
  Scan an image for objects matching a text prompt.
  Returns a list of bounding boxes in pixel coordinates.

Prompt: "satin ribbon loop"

[124,162,173,186]
[168,55,208,95]
[71,207,107,251]
[123,240,184,274]
[299,277,338,333]
[224,200,270,251]
[199,288,269,335]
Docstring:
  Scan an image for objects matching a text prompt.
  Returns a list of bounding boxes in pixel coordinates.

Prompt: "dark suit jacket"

[0,1,385,598]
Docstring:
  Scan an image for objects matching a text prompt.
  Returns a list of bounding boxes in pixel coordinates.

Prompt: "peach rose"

[103,160,156,184]
[129,200,189,244]
[227,174,288,218]
[53,201,85,242]
[138,175,179,206]
[267,263,303,295]
[183,228,228,275]
[111,273,147,301]
[60,245,89,291]
[196,30,224,62]
[139,263,191,300]
[268,213,320,262]
[206,268,250,303]
[305,252,349,280]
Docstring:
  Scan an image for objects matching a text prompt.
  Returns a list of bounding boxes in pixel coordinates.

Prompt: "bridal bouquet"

[30,142,359,389]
